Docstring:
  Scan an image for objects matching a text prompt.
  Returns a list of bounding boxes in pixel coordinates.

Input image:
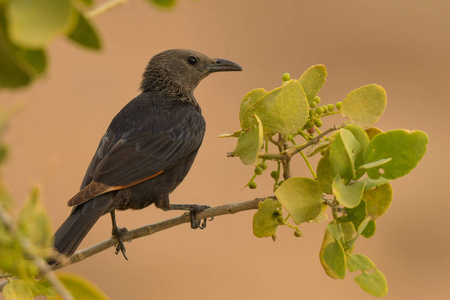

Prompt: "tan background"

[2,0,449,299]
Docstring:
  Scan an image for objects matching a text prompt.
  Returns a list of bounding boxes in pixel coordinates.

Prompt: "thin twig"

[284,125,342,158]
[51,196,275,270]
[0,206,74,299]
[87,0,130,18]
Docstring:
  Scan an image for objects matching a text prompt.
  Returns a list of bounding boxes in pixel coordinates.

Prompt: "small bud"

[282,73,291,82]
[276,216,285,224]
[315,107,324,115]
[314,118,323,128]
[254,166,263,175]
[310,101,317,108]
[270,171,280,180]
[260,161,268,170]
[248,181,257,189]
[294,230,302,237]
[327,104,335,112]
[314,96,321,104]
[336,101,342,110]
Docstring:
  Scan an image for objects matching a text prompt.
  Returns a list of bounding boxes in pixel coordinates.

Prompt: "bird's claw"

[189,205,210,230]
[112,226,129,260]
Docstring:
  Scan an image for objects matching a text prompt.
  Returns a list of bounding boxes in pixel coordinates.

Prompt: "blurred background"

[2,0,449,299]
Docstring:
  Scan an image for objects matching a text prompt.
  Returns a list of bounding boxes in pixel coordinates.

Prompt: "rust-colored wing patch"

[67,170,164,207]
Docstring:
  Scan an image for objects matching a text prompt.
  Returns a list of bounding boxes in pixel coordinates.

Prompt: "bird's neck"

[140,70,199,109]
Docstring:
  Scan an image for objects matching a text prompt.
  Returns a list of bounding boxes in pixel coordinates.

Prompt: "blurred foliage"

[222,65,428,297]
[0,0,178,90]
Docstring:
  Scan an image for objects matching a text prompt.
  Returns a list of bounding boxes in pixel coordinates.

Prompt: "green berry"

[336,101,342,110]
[294,230,302,237]
[282,73,291,81]
[287,134,293,141]
[310,100,317,108]
[309,109,315,116]
[276,216,285,224]
[322,105,328,113]
[314,96,321,104]
[304,120,314,129]
[314,118,323,127]
[270,171,279,180]
[249,181,257,189]
[315,107,324,115]
[327,104,335,112]
[254,166,263,175]
[260,161,268,170]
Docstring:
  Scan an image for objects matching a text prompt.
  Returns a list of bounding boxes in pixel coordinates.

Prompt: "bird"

[52,49,242,261]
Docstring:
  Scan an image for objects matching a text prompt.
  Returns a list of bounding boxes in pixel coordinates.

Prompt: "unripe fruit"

[260,161,268,170]
[315,107,324,115]
[249,181,257,189]
[304,120,314,129]
[294,231,302,237]
[314,118,323,127]
[310,101,317,108]
[322,105,328,113]
[276,216,285,224]
[287,134,293,141]
[254,166,263,175]
[282,73,291,81]
[309,109,315,116]
[327,104,335,112]
[336,101,342,110]
[271,171,279,180]
[314,96,321,104]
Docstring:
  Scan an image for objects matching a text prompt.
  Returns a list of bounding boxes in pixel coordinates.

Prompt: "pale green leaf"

[275,177,322,224]
[317,155,334,194]
[232,115,263,165]
[319,224,346,279]
[218,130,241,138]
[243,80,309,136]
[340,128,361,171]
[332,175,366,208]
[309,204,328,223]
[57,273,109,300]
[358,158,392,170]
[3,279,34,300]
[364,130,428,179]
[340,84,387,128]
[363,183,392,219]
[252,199,281,238]
[365,127,383,140]
[7,0,76,48]
[360,176,390,190]
[298,64,327,105]
[329,131,355,181]
[239,88,267,129]
[348,254,388,297]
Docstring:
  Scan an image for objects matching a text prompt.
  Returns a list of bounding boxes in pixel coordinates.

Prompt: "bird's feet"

[112,225,129,260]
[167,204,212,229]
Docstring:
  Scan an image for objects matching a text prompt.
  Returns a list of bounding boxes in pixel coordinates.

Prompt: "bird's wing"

[68,107,205,207]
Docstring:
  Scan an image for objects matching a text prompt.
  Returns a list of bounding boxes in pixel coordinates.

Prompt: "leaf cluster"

[0,0,177,89]
[221,65,428,297]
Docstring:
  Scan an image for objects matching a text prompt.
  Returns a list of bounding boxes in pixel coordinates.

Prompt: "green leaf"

[6,0,76,48]
[338,200,367,232]
[363,183,392,219]
[364,130,428,179]
[306,140,330,157]
[340,84,387,128]
[317,155,334,194]
[243,80,309,136]
[329,131,355,181]
[13,47,47,75]
[360,176,390,190]
[239,88,267,129]
[232,115,263,165]
[320,223,346,279]
[275,177,322,224]
[358,158,391,170]
[344,125,370,178]
[309,204,328,223]
[218,130,241,138]
[340,128,361,172]
[365,127,383,140]
[332,175,366,208]
[298,64,327,105]
[3,279,34,300]
[17,187,53,252]
[57,273,109,300]
[0,244,39,277]
[361,219,376,238]
[148,0,177,9]
[347,254,388,297]
[252,199,281,238]
[68,12,101,50]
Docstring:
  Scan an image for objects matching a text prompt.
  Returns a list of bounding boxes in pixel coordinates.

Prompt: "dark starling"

[52,49,242,260]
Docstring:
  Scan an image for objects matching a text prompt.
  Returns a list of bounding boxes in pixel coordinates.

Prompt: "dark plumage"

[53,49,242,258]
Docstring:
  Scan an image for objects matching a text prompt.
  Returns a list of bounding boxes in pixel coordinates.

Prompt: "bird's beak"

[206,58,243,73]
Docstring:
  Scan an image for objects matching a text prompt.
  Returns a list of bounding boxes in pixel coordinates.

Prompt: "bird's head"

[141,49,242,95]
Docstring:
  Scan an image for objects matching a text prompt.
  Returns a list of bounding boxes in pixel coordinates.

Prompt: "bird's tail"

[53,194,114,258]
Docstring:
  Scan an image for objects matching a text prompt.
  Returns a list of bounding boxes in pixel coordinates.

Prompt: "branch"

[52,196,274,270]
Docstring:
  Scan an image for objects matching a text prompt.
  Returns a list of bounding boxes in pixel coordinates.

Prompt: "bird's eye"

[187,56,197,65]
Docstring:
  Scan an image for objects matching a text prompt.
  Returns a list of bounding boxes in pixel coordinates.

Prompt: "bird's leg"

[164,204,211,229]
[110,210,128,260]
